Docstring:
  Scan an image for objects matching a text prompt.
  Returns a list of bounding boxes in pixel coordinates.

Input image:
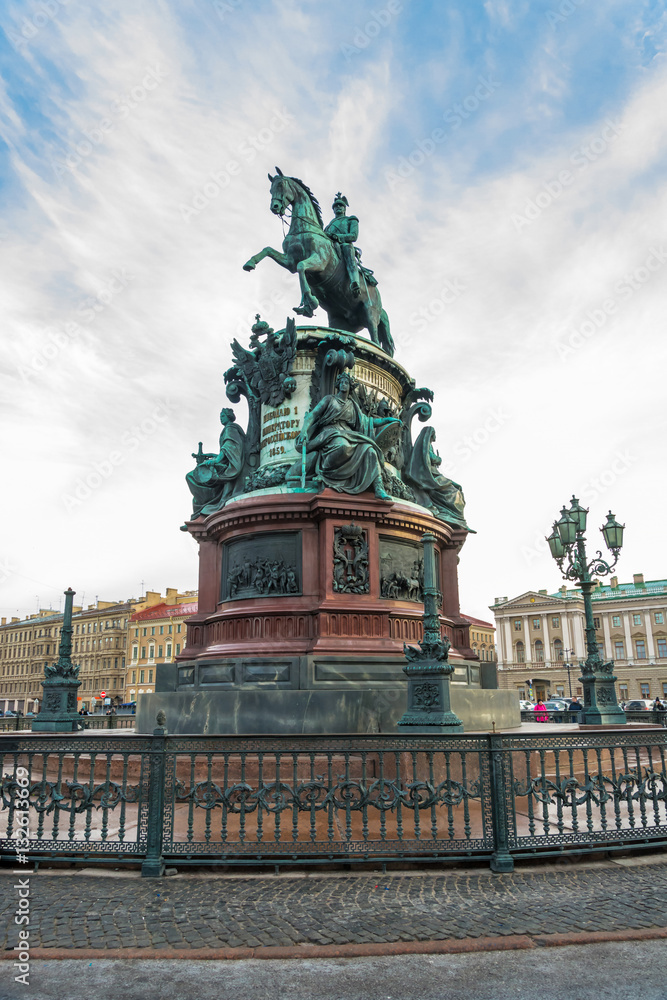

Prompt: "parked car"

[544,700,568,712]
[624,699,653,711]
[519,700,533,710]
[4,711,16,717]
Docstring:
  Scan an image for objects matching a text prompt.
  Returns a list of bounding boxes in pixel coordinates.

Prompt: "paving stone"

[1,861,666,951]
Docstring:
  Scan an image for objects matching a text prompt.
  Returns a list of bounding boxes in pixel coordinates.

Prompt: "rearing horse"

[243,169,394,357]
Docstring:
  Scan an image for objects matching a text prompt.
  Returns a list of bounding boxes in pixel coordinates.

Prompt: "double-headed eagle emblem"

[228,315,297,407]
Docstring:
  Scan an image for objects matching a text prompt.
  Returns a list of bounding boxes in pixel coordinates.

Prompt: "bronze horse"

[243,169,394,356]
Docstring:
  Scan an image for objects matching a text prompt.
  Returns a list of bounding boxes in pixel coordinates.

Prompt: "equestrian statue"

[243,169,394,357]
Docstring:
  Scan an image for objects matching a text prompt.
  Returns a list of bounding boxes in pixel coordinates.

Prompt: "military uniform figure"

[325,193,361,297]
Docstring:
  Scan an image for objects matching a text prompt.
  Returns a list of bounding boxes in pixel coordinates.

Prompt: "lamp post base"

[580,664,627,726]
[397,665,464,734]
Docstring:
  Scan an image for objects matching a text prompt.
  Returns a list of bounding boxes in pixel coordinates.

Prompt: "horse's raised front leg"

[294,253,323,317]
[243,247,292,272]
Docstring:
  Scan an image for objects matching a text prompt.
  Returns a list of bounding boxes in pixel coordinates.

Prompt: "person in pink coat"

[533,699,549,722]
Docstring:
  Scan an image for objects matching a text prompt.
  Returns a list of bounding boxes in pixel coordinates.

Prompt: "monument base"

[137,685,519,734]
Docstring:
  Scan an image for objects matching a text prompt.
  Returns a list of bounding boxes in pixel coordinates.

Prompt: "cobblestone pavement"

[1,859,666,953]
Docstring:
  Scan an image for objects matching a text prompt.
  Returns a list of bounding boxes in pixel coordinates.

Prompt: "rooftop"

[461,613,495,629]
[130,601,198,622]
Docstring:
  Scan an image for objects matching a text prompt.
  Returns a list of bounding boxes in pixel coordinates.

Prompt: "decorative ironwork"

[333,523,369,594]
[546,496,626,725]
[1,729,666,873]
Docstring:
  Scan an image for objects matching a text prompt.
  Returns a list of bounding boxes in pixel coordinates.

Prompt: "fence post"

[141,712,167,878]
[489,732,514,873]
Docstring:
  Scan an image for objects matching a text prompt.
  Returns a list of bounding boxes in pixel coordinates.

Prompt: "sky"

[1,0,666,624]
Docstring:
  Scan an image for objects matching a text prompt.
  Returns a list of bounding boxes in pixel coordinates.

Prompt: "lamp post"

[32,588,82,732]
[561,647,575,699]
[546,499,626,725]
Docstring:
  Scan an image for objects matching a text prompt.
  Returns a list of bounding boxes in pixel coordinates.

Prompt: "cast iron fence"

[0,716,135,733]
[520,709,667,727]
[1,728,666,876]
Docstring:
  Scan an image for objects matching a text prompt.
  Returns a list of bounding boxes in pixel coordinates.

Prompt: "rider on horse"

[324,193,378,299]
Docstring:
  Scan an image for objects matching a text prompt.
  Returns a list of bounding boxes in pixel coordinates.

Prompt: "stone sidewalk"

[1,854,666,957]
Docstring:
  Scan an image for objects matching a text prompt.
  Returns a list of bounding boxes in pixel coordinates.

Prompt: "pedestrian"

[568,697,583,717]
[533,699,549,722]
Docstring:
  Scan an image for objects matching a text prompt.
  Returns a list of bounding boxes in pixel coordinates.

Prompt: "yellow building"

[125,590,198,704]
[461,614,496,662]
[0,587,196,714]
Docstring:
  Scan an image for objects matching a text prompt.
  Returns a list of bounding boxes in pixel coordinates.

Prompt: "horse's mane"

[289,176,323,228]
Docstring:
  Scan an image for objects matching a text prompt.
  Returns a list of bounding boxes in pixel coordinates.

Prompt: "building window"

[176,643,181,655]
[158,646,163,658]
[658,639,667,658]
[141,646,146,659]
[140,670,145,683]
[148,670,153,682]
[614,641,625,659]
[633,614,642,626]
[555,685,565,697]
[142,628,147,636]
[593,617,600,629]
[612,615,621,627]
[619,684,628,700]
[168,625,173,634]
[149,646,155,660]
[131,671,136,683]
[177,624,182,633]
[515,641,525,663]
[553,639,563,660]
[132,646,138,661]
[534,640,544,662]
[663,683,667,699]
[551,616,560,628]
[134,629,138,637]
[166,643,172,657]
[159,626,164,635]
[655,613,664,625]
[532,619,540,630]
[151,627,156,636]
[636,640,646,659]
[640,683,650,699]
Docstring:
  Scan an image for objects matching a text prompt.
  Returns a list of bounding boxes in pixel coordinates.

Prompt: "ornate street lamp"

[545,504,626,725]
[398,532,463,734]
[32,588,82,732]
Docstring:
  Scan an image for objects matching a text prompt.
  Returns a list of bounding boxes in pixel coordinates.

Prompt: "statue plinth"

[32,675,81,732]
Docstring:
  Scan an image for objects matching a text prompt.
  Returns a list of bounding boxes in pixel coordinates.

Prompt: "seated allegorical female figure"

[290,371,400,499]
[185,408,246,517]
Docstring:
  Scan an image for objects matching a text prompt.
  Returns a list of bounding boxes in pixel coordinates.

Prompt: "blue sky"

[1,0,666,622]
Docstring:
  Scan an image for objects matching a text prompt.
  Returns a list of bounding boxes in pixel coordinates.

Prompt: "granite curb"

[1,927,667,961]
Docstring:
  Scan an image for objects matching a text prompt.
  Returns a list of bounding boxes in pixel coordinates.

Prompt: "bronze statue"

[186,408,246,517]
[289,371,399,500]
[405,426,468,529]
[243,168,394,356]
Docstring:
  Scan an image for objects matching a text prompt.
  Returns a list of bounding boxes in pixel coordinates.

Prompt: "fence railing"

[520,709,667,727]
[0,715,136,733]
[1,728,666,876]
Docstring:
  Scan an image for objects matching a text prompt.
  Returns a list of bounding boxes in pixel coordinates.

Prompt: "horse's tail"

[379,309,395,357]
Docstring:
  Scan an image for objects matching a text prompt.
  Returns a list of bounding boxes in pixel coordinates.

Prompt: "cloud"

[0,1,666,624]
